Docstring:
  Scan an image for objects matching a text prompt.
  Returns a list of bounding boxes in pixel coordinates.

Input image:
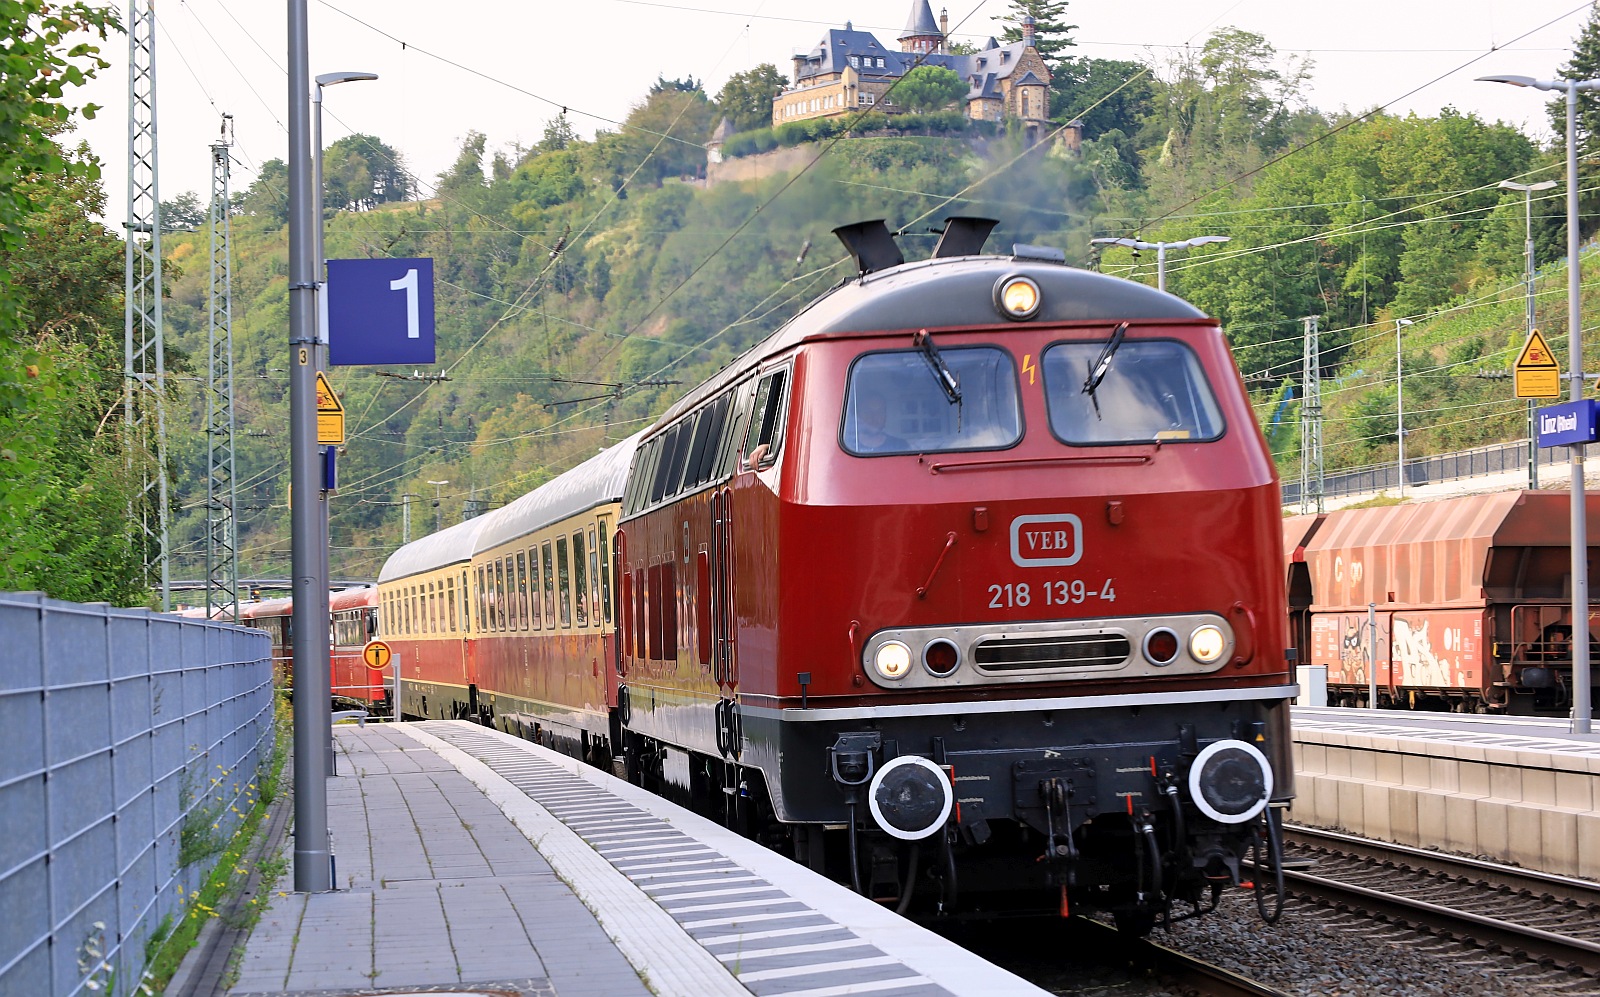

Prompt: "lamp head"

[1182,235,1231,248]
[317,71,380,88]
[1397,318,1415,328]
[1477,74,1543,89]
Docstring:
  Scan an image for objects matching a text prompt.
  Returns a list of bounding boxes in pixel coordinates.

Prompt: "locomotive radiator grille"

[974,633,1132,671]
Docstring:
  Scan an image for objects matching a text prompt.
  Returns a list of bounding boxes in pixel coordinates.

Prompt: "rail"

[1277,823,1600,978]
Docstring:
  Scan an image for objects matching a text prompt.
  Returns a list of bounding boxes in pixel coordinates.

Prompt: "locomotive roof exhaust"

[931,216,998,258]
[833,220,904,275]
[833,217,1001,276]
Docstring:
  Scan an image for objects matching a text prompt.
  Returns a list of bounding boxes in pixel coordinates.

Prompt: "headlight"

[873,641,913,680]
[994,275,1042,320]
[1189,625,1226,663]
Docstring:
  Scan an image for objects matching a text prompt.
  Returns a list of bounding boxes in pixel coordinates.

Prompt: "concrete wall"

[1293,726,1600,878]
[0,594,274,997]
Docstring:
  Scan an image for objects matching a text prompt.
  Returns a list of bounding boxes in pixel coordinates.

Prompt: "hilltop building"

[772,0,1051,141]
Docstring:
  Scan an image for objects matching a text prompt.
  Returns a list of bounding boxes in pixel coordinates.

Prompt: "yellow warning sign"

[316,370,346,444]
[1515,329,1562,399]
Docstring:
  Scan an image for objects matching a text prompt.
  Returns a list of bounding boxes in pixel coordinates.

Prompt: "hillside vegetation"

[11,2,1600,600]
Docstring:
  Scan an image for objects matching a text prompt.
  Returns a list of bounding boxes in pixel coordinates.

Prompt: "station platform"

[228,720,1049,997]
[1290,707,1600,878]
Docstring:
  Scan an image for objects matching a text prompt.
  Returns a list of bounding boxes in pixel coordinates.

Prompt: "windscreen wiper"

[914,329,962,405]
[1081,321,1129,419]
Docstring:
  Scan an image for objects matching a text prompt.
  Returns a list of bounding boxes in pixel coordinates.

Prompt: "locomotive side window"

[716,383,754,479]
[1042,339,1224,445]
[744,369,788,466]
[842,347,1021,455]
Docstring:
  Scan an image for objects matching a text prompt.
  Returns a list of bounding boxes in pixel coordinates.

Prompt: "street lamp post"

[428,479,450,534]
[285,0,331,894]
[1479,74,1600,734]
[1396,318,1414,495]
[1090,235,1231,292]
[1500,177,1559,491]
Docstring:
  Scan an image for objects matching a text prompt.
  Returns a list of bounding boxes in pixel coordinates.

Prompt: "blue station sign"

[326,257,436,365]
[1537,399,1599,448]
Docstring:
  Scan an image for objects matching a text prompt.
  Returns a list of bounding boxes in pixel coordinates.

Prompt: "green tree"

[1000,0,1076,68]
[539,112,576,154]
[716,64,787,133]
[437,130,487,198]
[895,66,968,113]
[239,157,289,225]
[161,190,206,231]
[1550,4,1600,238]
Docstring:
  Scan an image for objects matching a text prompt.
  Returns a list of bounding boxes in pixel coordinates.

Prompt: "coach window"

[528,547,542,629]
[503,556,516,630]
[579,531,598,624]
[476,566,487,634]
[489,559,502,631]
[514,552,528,630]
[462,571,471,632]
[448,579,457,632]
[557,537,573,627]
[1042,338,1224,446]
[540,541,555,625]
[744,368,789,468]
[842,347,1020,455]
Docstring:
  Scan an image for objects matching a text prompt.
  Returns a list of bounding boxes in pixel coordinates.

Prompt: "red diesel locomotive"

[381,219,1298,932]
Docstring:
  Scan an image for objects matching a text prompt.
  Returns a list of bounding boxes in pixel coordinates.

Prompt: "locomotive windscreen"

[1042,339,1224,445]
[842,347,1022,455]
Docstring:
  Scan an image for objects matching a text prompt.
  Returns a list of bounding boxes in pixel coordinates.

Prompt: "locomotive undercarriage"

[610,691,1294,932]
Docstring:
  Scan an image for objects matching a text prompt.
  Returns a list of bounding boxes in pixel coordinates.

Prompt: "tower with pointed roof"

[899,0,943,55]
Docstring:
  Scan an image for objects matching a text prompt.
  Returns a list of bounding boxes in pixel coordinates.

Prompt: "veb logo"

[1010,514,1083,567]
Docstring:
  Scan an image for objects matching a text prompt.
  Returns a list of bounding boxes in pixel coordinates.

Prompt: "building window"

[1022,91,1029,118]
[850,55,859,67]
[876,57,884,68]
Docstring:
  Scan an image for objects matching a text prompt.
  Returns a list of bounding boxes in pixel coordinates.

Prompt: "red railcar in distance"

[1287,490,1600,713]
[233,587,384,710]
[330,585,383,709]
[613,219,1296,932]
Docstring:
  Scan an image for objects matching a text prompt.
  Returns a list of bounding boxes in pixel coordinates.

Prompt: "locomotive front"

[743,223,1297,930]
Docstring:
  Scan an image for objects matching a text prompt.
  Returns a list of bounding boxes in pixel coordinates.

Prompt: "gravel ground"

[951,891,1600,996]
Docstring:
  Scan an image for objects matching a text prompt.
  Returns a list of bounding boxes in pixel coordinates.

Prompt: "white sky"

[71,0,1599,222]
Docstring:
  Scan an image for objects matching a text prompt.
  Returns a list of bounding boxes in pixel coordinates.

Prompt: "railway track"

[1277,824,1600,978]
[1067,915,1294,997]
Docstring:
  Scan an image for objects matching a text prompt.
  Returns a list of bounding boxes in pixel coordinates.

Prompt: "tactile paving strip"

[416,722,959,997]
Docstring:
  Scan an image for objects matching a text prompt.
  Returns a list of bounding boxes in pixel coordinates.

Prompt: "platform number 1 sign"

[326,257,436,366]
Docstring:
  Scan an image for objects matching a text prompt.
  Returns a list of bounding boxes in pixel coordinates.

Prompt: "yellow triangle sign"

[316,371,346,444]
[1517,329,1560,370]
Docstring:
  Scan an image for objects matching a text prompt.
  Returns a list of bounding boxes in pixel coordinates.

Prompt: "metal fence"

[0,594,274,997]
[1282,438,1563,508]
